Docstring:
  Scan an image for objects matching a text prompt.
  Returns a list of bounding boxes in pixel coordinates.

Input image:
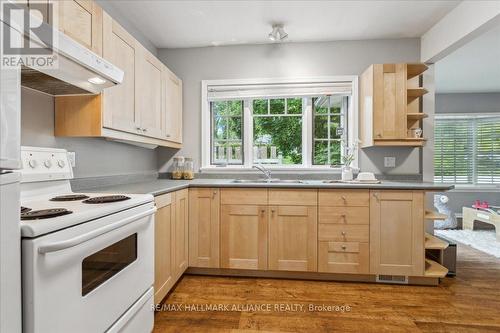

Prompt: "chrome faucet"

[253,164,272,181]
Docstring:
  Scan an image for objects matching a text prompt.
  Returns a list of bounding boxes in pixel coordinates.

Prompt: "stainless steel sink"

[231,179,303,184]
[231,179,268,183]
[270,179,303,184]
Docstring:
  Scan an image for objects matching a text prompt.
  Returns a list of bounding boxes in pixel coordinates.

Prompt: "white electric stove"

[20,146,156,333]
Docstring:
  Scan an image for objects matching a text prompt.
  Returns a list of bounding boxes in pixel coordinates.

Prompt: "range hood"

[6,5,123,96]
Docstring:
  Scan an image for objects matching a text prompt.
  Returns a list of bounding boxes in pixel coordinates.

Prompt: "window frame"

[201,77,358,172]
[434,113,500,188]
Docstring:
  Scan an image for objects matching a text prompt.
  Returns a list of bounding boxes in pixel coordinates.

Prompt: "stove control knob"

[44,159,52,168]
[28,159,37,168]
[57,159,66,168]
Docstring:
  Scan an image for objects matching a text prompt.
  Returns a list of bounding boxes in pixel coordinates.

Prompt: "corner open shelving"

[425,210,447,220]
[424,259,448,278]
[425,233,449,250]
[407,63,429,79]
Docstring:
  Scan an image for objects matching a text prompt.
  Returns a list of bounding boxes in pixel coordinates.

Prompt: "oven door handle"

[38,207,157,254]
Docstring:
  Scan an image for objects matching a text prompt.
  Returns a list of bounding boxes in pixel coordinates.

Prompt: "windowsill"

[447,185,500,192]
[200,166,359,174]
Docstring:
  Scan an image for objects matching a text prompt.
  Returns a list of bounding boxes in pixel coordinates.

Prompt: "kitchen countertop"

[82,178,454,196]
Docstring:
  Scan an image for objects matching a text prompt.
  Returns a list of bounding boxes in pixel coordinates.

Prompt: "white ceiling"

[435,23,500,93]
[105,0,459,49]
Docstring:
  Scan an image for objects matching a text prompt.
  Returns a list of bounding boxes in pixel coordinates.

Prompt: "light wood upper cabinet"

[153,193,175,305]
[370,190,424,276]
[102,11,138,134]
[162,67,183,143]
[359,63,428,147]
[173,189,189,279]
[135,45,164,139]
[221,204,268,270]
[54,0,103,55]
[188,188,220,268]
[269,205,317,272]
[54,10,183,149]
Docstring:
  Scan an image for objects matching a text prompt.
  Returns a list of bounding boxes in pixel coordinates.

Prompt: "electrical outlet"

[384,157,396,168]
[68,152,76,168]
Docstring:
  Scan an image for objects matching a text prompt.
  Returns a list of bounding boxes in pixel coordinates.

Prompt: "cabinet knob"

[373,193,380,201]
[166,134,171,138]
[341,214,346,219]
[212,191,217,198]
[341,245,347,250]
[341,196,347,202]
[142,128,148,132]
[341,231,346,236]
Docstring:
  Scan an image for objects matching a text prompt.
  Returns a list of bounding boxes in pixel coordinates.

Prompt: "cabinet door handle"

[212,191,217,198]
[373,193,380,202]
[341,196,347,203]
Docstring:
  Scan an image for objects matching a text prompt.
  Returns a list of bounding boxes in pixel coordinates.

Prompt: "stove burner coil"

[21,208,73,220]
[50,194,90,201]
[21,206,32,214]
[83,195,131,204]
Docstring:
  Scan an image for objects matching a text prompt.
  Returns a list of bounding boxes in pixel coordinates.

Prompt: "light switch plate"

[68,152,76,167]
[384,157,396,168]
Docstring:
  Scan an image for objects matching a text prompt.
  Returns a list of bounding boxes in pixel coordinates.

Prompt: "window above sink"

[201,77,359,172]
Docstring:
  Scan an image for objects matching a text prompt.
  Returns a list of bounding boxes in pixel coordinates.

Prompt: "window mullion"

[243,100,253,167]
[303,98,311,167]
[472,118,477,185]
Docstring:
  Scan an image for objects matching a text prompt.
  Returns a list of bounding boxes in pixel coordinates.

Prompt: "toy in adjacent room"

[433,194,457,229]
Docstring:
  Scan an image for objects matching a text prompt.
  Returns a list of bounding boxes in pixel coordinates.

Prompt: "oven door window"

[82,234,137,296]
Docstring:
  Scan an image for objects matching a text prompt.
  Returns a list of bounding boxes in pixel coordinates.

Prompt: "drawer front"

[318,241,369,274]
[319,190,369,207]
[318,224,369,242]
[319,207,369,225]
[269,189,317,206]
[155,193,173,209]
[221,188,268,205]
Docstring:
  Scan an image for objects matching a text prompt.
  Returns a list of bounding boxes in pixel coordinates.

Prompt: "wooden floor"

[154,244,500,332]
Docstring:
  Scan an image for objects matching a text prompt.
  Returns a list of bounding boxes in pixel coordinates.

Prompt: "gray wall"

[21,89,158,179]
[434,92,500,215]
[157,39,423,175]
[436,92,500,114]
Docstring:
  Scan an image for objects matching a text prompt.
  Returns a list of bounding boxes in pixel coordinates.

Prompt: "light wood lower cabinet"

[188,188,220,268]
[318,241,369,274]
[153,189,188,305]
[370,190,424,276]
[153,193,174,305]
[173,189,189,278]
[269,205,317,272]
[318,189,370,274]
[220,204,268,270]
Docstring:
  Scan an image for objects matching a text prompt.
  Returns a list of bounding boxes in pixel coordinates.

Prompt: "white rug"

[435,229,500,258]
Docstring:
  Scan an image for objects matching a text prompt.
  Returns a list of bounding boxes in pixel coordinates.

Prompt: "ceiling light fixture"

[268,24,288,42]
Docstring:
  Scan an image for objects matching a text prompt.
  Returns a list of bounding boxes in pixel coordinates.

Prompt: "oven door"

[22,202,156,333]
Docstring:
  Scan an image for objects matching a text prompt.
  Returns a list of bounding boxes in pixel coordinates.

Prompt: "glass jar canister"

[183,158,194,180]
[172,156,185,180]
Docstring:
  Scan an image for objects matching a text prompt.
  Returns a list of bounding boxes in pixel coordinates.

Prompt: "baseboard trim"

[185,267,439,286]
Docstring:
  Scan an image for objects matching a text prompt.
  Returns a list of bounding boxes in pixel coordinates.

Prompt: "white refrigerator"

[0,20,22,333]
